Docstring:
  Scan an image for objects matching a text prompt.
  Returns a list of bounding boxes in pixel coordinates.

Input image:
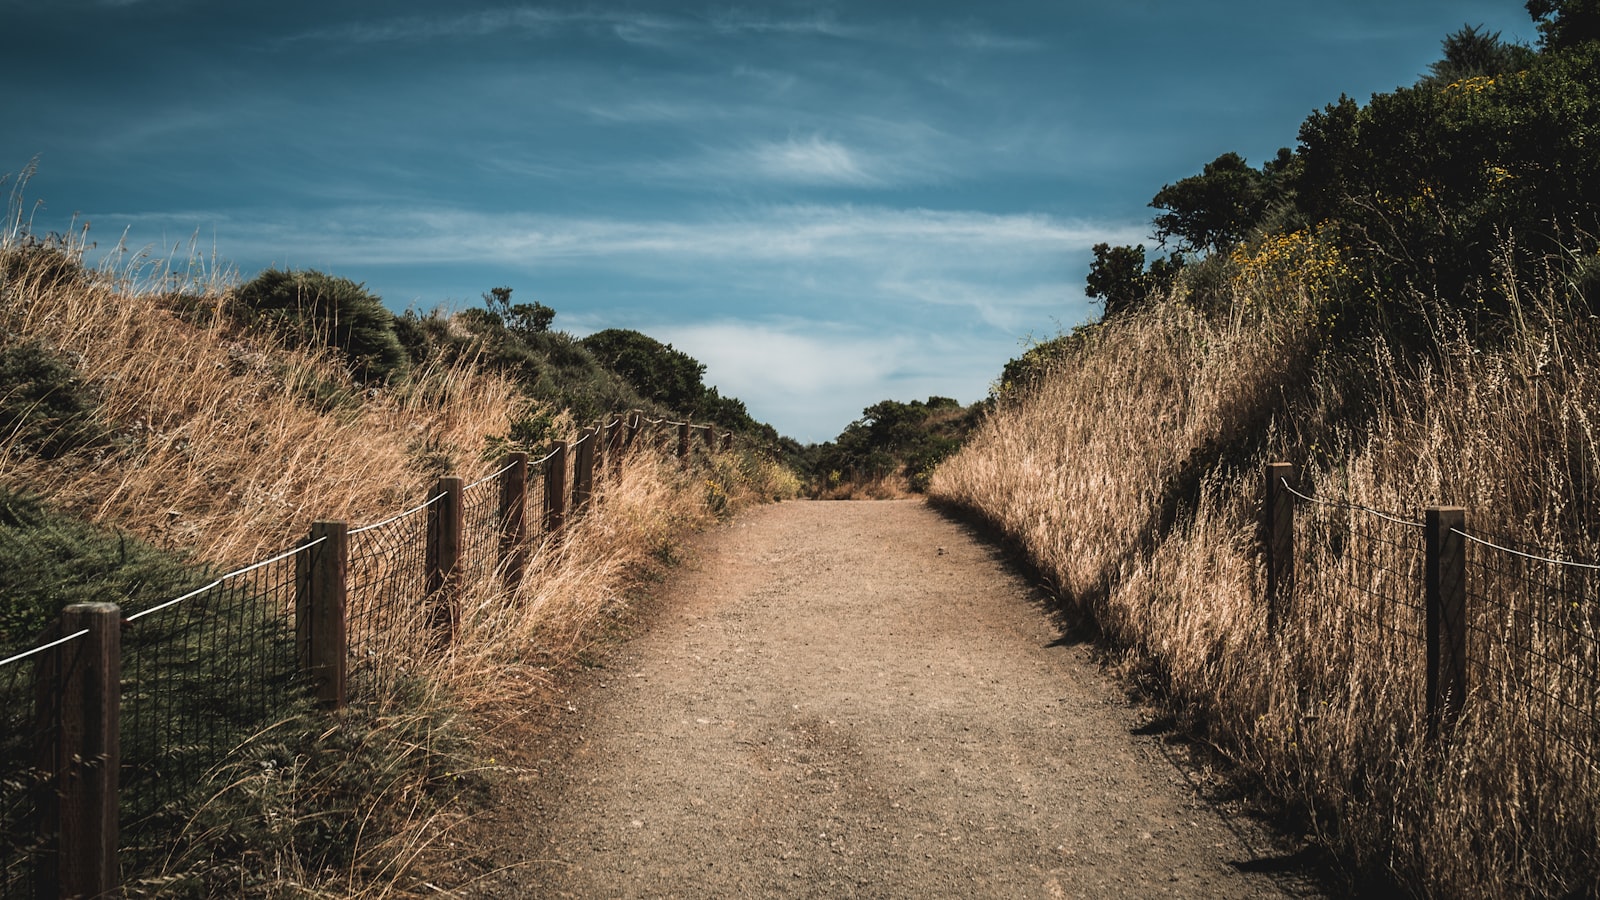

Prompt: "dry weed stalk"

[932,278,1600,897]
[2,226,784,895]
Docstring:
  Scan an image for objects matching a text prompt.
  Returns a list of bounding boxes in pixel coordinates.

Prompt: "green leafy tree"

[1085,243,1186,318]
[482,286,555,341]
[1294,42,1600,323]
[1085,244,1148,316]
[233,269,408,384]
[1150,152,1274,254]
[580,328,706,412]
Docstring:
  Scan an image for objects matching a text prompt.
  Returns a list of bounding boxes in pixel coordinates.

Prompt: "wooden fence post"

[626,410,642,453]
[601,413,620,474]
[545,442,568,535]
[296,521,348,710]
[426,477,464,644]
[721,431,734,454]
[499,453,529,589]
[677,422,691,459]
[1264,462,1296,638]
[574,428,597,509]
[701,425,716,453]
[39,602,120,899]
[1426,506,1468,740]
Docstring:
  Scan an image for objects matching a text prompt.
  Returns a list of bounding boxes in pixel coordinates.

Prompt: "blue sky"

[2,0,1536,442]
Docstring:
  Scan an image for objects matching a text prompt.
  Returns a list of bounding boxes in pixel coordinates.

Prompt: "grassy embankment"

[0,222,797,895]
[931,248,1600,897]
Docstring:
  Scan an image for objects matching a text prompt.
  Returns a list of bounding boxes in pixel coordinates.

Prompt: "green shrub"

[232,269,408,384]
[0,340,110,459]
[0,488,203,650]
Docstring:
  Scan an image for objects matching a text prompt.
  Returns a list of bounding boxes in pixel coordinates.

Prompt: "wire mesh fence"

[1463,528,1600,775]
[347,500,434,696]
[1289,492,1429,741]
[0,430,710,894]
[460,472,505,597]
[0,630,72,897]
[118,545,309,876]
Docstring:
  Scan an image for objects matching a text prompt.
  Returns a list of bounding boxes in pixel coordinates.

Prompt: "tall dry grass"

[1,215,794,895]
[931,267,1600,897]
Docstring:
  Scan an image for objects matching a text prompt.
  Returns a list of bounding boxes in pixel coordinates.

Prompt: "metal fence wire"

[460,473,505,595]
[118,545,309,875]
[1291,492,1428,732]
[1464,528,1600,774]
[0,439,667,894]
[347,500,434,695]
[0,629,67,898]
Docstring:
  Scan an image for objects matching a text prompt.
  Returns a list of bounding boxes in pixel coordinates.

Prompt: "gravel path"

[468,500,1320,898]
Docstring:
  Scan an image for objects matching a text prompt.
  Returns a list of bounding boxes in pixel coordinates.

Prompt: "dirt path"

[469,500,1319,898]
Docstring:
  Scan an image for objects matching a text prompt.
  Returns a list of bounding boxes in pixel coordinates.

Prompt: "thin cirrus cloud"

[749,136,877,186]
[127,203,1133,271]
[639,320,999,442]
[281,7,858,48]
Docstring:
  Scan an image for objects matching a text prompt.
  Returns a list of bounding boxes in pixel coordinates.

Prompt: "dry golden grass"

[931,272,1600,897]
[0,223,793,896]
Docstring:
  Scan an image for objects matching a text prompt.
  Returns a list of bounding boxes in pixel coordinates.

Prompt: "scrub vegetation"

[0,188,797,894]
[933,6,1600,896]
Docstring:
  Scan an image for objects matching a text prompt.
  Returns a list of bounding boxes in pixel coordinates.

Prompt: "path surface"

[471,500,1317,898]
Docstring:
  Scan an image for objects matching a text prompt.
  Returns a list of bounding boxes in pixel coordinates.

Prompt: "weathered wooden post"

[498,453,529,589]
[701,425,716,453]
[721,431,734,454]
[607,415,627,473]
[296,521,348,710]
[1426,506,1468,740]
[574,428,597,510]
[626,410,642,453]
[426,477,464,643]
[677,422,691,459]
[1263,462,1296,638]
[544,441,568,535]
[39,602,121,899]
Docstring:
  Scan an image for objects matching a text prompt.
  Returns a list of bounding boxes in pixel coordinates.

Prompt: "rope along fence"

[0,411,740,896]
[1262,462,1600,804]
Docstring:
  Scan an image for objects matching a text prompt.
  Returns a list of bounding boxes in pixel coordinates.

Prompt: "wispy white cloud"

[281,5,1042,55]
[249,204,1134,267]
[638,319,1007,442]
[748,136,875,185]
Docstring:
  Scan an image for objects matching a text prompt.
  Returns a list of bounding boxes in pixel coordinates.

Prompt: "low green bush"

[232,269,408,384]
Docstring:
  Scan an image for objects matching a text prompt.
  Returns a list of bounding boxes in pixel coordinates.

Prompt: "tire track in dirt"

[474,500,1319,898]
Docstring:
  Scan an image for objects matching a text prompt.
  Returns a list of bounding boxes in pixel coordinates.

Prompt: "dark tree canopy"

[1085,243,1185,318]
[1150,152,1271,254]
[1427,24,1535,83]
[579,329,707,412]
[482,286,555,340]
[1528,0,1600,52]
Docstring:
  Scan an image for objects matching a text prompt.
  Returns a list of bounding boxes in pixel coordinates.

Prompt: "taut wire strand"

[350,491,447,536]
[1279,476,1424,530]
[1453,527,1600,571]
[0,628,90,669]
[124,537,327,623]
[465,458,519,491]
